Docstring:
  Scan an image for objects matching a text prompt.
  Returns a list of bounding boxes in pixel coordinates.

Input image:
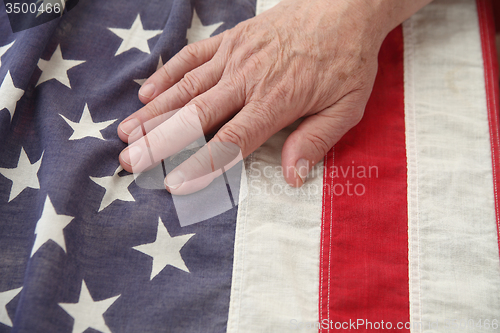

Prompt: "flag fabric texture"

[1,0,499,333]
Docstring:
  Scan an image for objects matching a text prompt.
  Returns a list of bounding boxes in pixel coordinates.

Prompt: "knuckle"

[217,141,239,156]
[342,93,368,126]
[177,71,202,99]
[276,76,296,101]
[145,129,165,151]
[350,108,365,126]
[189,99,212,129]
[338,105,365,130]
[248,102,278,127]
[244,55,263,72]
[220,78,245,101]
[180,43,201,63]
[215,124,247,152]
[146,99,165,119]
[192,151,211,172]
[302,131,331,158]
[223,72,252,104]
[177,108,200,133]
[160,64,175,84]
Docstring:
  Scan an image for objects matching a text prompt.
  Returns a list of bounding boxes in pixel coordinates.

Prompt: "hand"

[117,0,427,194]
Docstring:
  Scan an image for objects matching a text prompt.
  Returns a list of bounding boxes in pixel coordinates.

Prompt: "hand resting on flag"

[118,0,432,195]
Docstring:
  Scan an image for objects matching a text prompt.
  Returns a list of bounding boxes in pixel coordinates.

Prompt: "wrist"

[364,0,434,34]
[323,0,433,45]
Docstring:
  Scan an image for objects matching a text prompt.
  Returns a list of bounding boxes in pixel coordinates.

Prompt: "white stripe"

[228,3,323,332]
[226,122,323,333]
[405,0,500,331]
[403,17,422,333]
[227,2,322,331]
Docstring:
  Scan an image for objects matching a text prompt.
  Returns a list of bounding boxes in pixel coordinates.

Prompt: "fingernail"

[121,146,142,167]
[165,170,184,190]
[120,118,140,136]
[139,83,155,98]
[294,158,310,184]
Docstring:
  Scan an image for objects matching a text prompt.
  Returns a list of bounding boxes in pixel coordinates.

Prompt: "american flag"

[0,0,254,332]
[2,0,500,332]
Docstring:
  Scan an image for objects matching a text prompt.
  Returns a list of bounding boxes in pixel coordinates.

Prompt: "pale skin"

[118,0,433,194]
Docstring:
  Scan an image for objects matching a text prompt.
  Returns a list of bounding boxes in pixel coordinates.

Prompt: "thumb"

[282,93,366,187]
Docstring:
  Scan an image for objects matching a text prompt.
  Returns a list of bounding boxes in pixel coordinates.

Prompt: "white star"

[0,148,42,202]
[59,280,119,333]
[36,45,85,88]
[0,40,15,68]
[90,166,135,212]
[186,9,223,45]
[60,104,117,141]
[0,287,22,327]
[31,196,74,257]
[0,71,24,121]
[134,56,163,86]
[108,14,162,56]
[133,217,195,279]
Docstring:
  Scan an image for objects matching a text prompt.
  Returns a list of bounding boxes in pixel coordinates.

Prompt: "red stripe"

[319,27,409,332]
[476,0,500,259]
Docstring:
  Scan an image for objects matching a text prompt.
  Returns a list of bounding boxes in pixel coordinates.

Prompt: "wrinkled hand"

[117,0,404,194]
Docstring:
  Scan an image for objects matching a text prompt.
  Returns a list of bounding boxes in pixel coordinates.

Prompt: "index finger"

[138,33,224,103]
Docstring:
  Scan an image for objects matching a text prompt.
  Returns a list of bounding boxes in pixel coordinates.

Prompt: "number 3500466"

[5,2,61,14]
